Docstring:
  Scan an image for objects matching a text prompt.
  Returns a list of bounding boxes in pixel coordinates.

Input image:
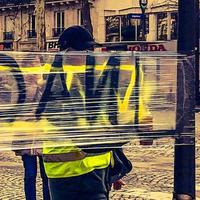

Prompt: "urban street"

[0,0,199,199]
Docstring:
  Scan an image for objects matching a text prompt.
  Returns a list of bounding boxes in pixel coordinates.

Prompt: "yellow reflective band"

[43,151,87,162]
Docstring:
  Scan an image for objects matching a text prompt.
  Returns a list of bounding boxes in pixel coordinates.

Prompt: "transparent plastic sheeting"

[0,51,189,151]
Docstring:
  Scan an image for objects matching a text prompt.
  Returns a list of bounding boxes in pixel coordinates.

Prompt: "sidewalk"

[0,114,199,199]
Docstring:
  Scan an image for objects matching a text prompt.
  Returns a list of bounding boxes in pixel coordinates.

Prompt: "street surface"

[0,113,199,200]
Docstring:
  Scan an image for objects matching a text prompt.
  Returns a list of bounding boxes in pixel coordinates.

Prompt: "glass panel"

[61,12,64,28]
[31,15,36,30]
[157,13,168,40]
[55,12,64,29]
[106,14,149,42]
[4,16,13,32]
[122,17,137,41]
[171,12,178,40]
[57,12,60,28]
[105,16,120,42]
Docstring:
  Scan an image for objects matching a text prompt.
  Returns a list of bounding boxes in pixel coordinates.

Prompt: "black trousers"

[49,168,110,200]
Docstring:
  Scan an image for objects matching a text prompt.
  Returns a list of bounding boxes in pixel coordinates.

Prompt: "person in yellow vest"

[36,26,117,200]
[37,25,152,200]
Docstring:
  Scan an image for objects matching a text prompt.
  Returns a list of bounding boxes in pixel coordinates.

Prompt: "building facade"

[0,0,198,51]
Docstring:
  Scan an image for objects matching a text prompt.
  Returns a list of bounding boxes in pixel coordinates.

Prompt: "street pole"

[81,0,93,35]
[195,2,199,105]
[141,9,146,41]
[139,0,148,41]
[173,0,198,199]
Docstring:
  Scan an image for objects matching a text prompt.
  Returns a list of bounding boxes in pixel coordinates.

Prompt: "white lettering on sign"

[128,44,167,51]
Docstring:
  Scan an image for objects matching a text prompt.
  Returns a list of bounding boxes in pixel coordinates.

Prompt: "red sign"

[128,44,167,51]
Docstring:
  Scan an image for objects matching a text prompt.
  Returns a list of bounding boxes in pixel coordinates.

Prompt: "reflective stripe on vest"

[43,151,111,178]
[43,151,87,162]
[43,151,108,163]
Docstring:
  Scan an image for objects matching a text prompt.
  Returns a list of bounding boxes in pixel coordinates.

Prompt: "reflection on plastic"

[0,51,190,150]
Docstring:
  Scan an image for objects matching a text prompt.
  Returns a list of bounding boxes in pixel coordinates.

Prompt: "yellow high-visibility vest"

[42,135,112,178]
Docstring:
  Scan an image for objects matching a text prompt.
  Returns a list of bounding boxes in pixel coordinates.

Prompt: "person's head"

[58,25,98,51]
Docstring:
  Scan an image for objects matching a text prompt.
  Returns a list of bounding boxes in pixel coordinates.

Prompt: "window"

[28,14,36,38]
[55,11,64,29]
[171,12,178,40]
[105,14,149,42]
[157,13,167,40]
[4,16,14,40]
[121,15,136,41]
[4,16,13,32]
[77,9,83,25]
[105,16,120,42]
[53,11,65,37]
[29,14,36,31]
[157,12,178,41]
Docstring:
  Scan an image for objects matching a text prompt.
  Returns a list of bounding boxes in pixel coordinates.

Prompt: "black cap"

[58,26,99,51]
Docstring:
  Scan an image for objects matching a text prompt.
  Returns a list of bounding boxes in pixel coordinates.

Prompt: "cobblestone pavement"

[0,114,199,200]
